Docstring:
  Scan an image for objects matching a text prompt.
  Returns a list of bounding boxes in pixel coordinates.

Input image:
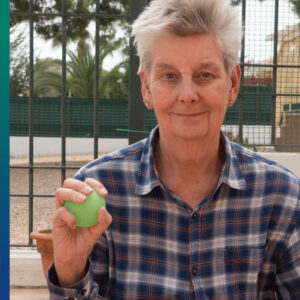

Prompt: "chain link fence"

[10,0,300,247]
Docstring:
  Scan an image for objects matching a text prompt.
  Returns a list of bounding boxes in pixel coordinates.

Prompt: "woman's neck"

[154,131,225,209]
[155,132,224,180]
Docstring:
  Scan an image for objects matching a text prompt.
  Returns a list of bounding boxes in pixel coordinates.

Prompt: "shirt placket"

[190,209,208,300]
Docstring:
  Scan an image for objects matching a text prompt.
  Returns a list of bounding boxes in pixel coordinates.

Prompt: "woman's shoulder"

[74,138,148,180]
[230,140,300,186]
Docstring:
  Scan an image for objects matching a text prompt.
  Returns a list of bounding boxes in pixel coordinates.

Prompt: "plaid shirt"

[47,126,300,300]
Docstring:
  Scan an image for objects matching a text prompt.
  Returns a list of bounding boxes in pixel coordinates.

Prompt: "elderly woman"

[48,0,300,299]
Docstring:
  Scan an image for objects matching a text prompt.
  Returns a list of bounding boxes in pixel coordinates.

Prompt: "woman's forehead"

[151,33,225,71]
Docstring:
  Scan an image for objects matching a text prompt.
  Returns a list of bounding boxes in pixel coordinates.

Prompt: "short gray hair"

[131,0,242,74]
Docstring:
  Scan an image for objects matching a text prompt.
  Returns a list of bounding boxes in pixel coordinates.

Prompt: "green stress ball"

[64,189,106,227]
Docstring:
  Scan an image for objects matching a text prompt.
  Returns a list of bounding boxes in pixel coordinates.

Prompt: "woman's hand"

[52,177,112,287]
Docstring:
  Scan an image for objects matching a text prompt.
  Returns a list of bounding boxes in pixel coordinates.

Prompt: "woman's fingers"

[55,178,108,208]
[84,178,108,196]
[97,207,112,226]
[55,187,87,208]
[53,206,112,244]
[63,178,94,194]
[89,207,112,240]
[53,206,77,229]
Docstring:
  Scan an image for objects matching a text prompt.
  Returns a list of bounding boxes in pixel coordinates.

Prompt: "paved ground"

[10,155,93,246]
[9,155,102,294]
[10,288,49,299]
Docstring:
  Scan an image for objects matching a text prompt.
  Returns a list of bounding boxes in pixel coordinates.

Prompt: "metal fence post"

[239,0,246,144]
[94,0,100,159]
[128,0,147,144]
[61,0,67,184]
[28,0,34,246]
[272,0,279,145]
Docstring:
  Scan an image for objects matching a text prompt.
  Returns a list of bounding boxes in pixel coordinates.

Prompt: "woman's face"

[140,33,241,142]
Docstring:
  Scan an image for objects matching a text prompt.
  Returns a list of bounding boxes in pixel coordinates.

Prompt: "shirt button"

[192,265,198,275]
[80,289,87,296]
[192,211,198,219]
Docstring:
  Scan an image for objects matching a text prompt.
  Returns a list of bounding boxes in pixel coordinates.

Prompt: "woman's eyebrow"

[154,62,221,71]
[154,62,176,69]
[195,62,221,70]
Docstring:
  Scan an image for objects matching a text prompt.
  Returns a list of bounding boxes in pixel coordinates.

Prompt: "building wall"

[276,34,300,126]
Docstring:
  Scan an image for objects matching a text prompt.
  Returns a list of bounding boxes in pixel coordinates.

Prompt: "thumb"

[90,207,112,237]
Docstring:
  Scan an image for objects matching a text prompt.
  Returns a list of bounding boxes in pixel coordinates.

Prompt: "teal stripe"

[0,0,9,296]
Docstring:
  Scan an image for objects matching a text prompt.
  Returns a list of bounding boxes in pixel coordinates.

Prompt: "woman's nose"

[177,77,199,103]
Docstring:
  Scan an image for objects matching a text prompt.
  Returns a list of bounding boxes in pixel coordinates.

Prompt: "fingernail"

[83,186,93,194]
[77,194,86,202]
[100,188,108,195]
[99,208,106,224]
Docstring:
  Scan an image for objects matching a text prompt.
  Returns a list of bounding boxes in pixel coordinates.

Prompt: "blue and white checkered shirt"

[48,126,300,300]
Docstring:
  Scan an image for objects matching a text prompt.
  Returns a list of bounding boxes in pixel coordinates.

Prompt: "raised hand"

[52,177,112,287]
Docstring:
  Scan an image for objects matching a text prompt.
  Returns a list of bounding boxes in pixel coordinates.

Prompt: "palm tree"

[12,0,130,98]
[10,27,30,96]
[34,38,128,98]
[67,44,95,98]
[34,58,64,97]
[10,0,129,47]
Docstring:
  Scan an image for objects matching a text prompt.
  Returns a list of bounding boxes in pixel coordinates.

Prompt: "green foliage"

[67,44,95,98]
[10,0,130,97]
[10,0,129,46]
[290,0,300,17]
[34,41,128,99]
[34,58,64,97]
[232,0,270,5]
[10,27,30,97]
[99,59,129,98]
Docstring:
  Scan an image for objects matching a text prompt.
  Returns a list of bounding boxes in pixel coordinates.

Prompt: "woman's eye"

[164,73,176,79]
[199,72,212,78]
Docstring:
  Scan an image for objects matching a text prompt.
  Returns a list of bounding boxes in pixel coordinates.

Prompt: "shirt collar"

[135,126,162,196]
[135,127,246,196]
[220,133,246,190]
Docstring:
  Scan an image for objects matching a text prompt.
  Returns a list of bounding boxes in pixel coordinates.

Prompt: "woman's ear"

[140,71,153,109]
[227,63,241,107]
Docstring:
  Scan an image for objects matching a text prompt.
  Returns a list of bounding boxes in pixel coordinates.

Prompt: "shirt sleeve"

[47,234,110,300]
[276,210,300,299]
[46,259,99,299]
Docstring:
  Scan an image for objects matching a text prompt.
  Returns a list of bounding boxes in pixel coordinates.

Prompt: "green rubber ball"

[64,189,106,227]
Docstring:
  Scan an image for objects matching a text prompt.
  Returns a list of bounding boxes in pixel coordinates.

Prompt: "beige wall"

[276,35,300,126]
